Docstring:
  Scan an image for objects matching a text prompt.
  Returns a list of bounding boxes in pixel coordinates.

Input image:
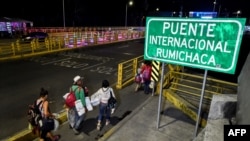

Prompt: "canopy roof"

[0,17,33,23]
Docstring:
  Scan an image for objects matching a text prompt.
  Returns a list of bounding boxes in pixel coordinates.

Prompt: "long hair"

[40,88,48,97]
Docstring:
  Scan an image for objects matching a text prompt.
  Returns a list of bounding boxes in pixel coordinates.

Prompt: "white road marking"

[41,58,72,65]
[81,62,105,70]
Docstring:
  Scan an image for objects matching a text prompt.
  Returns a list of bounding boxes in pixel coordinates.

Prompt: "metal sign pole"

[193,69,208,138]
[156,62,165,129]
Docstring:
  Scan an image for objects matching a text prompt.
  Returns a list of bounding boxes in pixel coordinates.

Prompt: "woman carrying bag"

[39,88,60,141]
[92,79,117,130]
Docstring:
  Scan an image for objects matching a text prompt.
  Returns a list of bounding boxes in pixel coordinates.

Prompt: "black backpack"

[27,100,43,127]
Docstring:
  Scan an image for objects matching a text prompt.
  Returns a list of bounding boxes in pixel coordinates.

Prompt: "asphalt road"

[0,39,144,140]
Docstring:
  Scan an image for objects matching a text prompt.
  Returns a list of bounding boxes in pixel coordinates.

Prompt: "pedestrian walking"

[135,62,146,92]
[38,88,61,141]
[140,60,152,94]
[67,75,86,135]
[92,79,116,130]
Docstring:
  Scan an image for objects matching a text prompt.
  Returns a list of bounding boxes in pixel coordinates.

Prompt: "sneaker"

[105,120,110,126]
[73,128,80,135]
[97,123,101,130]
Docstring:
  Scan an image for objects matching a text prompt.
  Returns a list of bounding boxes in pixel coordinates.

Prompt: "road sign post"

[145,17,246,74]
[145,17,246,137]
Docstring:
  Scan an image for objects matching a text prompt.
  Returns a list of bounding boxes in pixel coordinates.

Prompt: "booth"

[0,17,33,38]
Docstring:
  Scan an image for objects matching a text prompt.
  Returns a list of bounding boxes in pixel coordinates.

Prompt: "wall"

[236,52,250,124]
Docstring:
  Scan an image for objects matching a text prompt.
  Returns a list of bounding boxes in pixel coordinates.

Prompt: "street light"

[213,0,216,12]
[236,10,241,17]
[125,1,133,27]
[63,0,65,29]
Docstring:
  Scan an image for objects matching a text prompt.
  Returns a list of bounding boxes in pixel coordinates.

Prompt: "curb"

[98,95,154,141]
[5,111,68,141]
[5,82,145,141]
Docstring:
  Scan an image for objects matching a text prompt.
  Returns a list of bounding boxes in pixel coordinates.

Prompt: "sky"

[0,0,249,27]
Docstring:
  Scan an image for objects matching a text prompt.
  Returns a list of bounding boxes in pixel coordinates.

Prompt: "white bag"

[63,93,70,100]
[85,97,93,111]
[53,119,59,132]
[90,93,100,106]
[75,99,85,116]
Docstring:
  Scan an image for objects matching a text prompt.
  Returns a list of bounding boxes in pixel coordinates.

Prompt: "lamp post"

[125,1,133,27]
[236,10,241,17]
[213,0,216,12]
[63,0,65,29]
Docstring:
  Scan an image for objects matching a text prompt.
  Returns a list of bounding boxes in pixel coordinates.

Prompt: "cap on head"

[73,75,83,83]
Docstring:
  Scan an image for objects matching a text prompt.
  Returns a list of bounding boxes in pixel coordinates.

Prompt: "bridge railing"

[116,55,144,89]
[0,30,145,62]
[25,26,145,34]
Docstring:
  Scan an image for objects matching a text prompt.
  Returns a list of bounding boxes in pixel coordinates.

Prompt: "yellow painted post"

[94,34,97,44]
[64,37,69,47]
[142,31,144,37]
[74,33,77,47]
[30,40,34,53]
[11,42,15,56]
[49,38,53,51]
[58,38,62,49]
[116,63,123,89]
[16,40,20,51]
[114,32,118,41]
[45,38,49,51]
[52,37,56,48]
[35,38,39,50]
[133,59,138,76]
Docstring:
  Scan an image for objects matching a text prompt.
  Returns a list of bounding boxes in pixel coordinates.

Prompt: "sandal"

[97,123,101,130]
[105,120,110,126]
[53,135,61,141]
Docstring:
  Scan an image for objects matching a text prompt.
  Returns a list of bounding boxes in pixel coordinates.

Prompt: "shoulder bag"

[108,91,117,109]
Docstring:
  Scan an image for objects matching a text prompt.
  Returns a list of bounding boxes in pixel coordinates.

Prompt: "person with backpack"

[66,75,86,135]
[27,92,44,136]
[134,62,144,92]
[140,60,152,94]
[37,88,61,141]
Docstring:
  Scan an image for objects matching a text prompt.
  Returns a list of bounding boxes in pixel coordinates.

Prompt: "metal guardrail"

[25,26,145,33]
[164,70,238,128]
[116,55,144,89]
[170,71,238,94]
[0,30,145,62]
[115,55,238,129]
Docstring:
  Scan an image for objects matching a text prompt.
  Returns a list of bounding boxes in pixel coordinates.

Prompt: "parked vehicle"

[21,32,49,42]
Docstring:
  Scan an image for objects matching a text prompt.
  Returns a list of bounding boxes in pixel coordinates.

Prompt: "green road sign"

[144,17,246,74]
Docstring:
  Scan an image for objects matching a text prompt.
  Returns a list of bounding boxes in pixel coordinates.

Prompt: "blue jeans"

[144,79,151,94]
[98,102,111,121]
[73,107,84,130]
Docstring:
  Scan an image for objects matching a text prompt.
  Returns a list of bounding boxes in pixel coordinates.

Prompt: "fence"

[116,55,144,89]
[0,30,145,62]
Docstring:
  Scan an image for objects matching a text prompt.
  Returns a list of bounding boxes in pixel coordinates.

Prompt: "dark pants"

[144,79,151,94]
[98,102,111,121]
[40,118,54,139]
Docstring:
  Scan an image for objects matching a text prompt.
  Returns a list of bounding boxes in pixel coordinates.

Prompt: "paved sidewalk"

[101,95,199,141]
[8,82,203,141]
[49,91,202,141]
